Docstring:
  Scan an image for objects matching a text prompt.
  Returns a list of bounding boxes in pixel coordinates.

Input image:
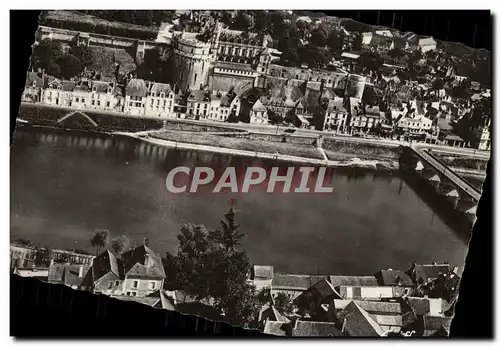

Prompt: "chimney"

[79,266,84,278]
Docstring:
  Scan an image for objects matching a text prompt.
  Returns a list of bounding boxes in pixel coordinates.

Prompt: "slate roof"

[332,299,403,314]
[62,81,77,92]
[329,276,379,288]
[423,315,452,334]
[148,82,173,96]
[114,295,161,307]
[292,321,342,337]
[252,265,274,280]
[374,269,414,286]
[263,321,288,336]
[121,245,166,279]
[92,80,113,93]
[25,71,44,87]
[48,263,91,287]
[252,99,267,112]
[92,249,122,282]
[326,100,347,113]
[412,264,453,284]
[340,302,386,337]
[125,78,148,98]
[272,274,326,290]
[259,304,289,323]
[188,90,211,103]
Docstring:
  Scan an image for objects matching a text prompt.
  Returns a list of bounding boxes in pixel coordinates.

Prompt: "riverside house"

[250,99,269,124]
[144,82,176,118]
[124,78,149,116]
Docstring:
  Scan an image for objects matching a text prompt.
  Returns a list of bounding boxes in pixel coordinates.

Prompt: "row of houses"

[248,262,462,337]
[23,71,242,124]
[11,238,462,337]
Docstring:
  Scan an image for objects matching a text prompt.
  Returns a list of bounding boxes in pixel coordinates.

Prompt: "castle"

[168,20,274,94]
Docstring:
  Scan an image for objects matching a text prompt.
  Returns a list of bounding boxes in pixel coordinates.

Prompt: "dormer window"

[32,81,36,87]
[107,87,112,94]
[160,92,165,98]
[151,92,156,97]
[92,86,97,92]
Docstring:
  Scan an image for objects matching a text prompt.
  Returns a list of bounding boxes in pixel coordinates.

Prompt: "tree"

[327,31,344,53]
[57,54,83,79]
[111,235,130,256]
[70,44,93,67]
[274,292,294,316]
[280,47,300,67]
[358,51,383,72]
[219,11,233,26]
[309,27,328,47]
[30,39,63,72]
[165,207,260,327]
[231,11,251,31]
[153,10,176,26]
[432,77,445,90]
[267,109,283,124]
[226,109,239,123]
[253,11,270,33]
[90,229,111,256]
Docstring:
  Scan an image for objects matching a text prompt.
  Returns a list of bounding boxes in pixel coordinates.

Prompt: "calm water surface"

[10,128,468,275]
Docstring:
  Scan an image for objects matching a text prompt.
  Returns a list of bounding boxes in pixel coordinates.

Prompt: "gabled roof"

[252,99,267,111]
[413,264,453,284]
[121,245,166,279]
[48,263,91,287]
[374,269,414,286]
[292,320,342,337]
[125,78,148,98]
[148,82,173,96]
[258,304,289,323]
[188,90,211,103]
[25,71,44,87]
[92,80,113,93]
[340,302,386,337]
[92,249,122,282]
[272,274,326,290]
[329,275,378,288]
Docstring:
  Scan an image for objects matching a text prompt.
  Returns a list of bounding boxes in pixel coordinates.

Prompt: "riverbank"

[116,131,400,170]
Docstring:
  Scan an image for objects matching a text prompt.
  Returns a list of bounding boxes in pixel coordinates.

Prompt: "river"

[10,127,468,275]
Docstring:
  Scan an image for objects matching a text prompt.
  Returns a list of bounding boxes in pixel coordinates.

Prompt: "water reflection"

[10,127,468,275]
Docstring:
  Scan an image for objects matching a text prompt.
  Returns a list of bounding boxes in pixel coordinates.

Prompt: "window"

[149,282,156,290]
[97,101,101,106]
[115,281,120,286]
[160,92,165,98]
[194,73,197,83]
[75,97,80,102]
[108,282,113,289]
[133,281,138,288]
[126,291,131,296]
[81,98,85,103]
[157,99,160,106]
[106,101,110,107]
[132,292,137,297]
[129,102,133,107]
[92,100,95,106]
[150,99,154,106]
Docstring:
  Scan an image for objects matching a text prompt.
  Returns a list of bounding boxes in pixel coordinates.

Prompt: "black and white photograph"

[9,9,491,337]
